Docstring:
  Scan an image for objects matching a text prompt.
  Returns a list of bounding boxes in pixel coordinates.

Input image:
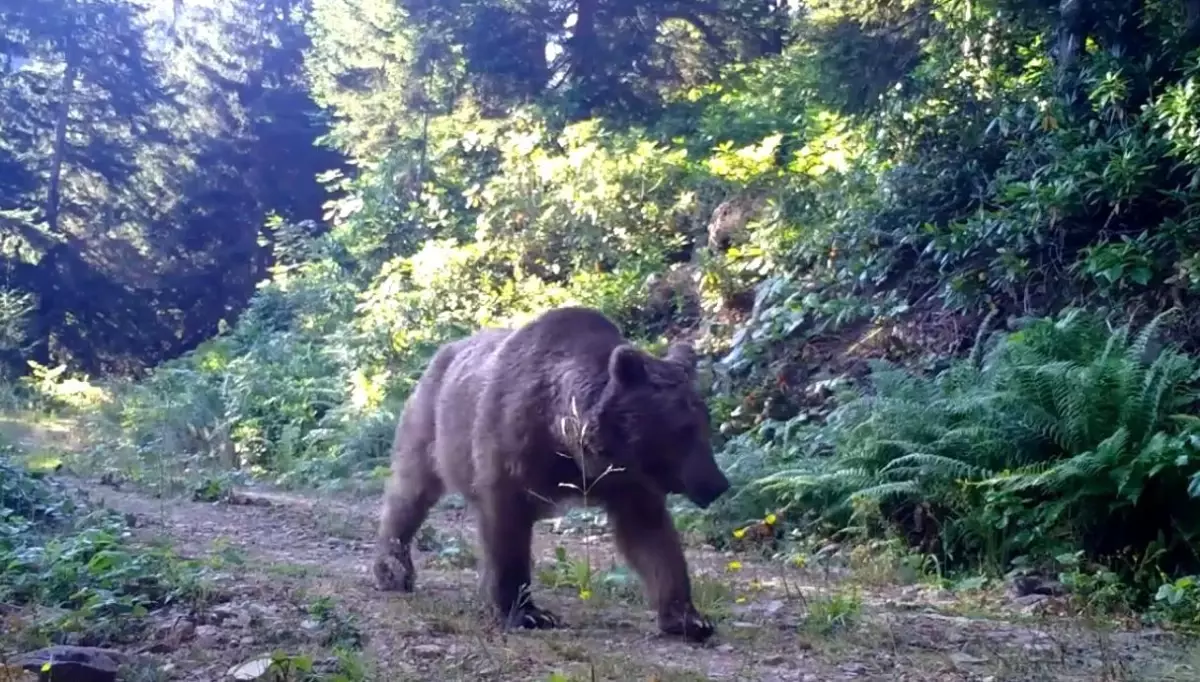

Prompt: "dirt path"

[62,477,1193,682]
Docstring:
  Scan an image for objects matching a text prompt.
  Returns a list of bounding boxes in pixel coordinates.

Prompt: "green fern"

[747,308,1200,579]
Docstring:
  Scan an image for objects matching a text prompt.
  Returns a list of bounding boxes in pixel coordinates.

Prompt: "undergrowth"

[0,440,214,651]
[715,308,1200,617]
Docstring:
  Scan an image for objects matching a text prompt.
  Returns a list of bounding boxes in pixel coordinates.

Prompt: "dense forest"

[8,0,1200,661]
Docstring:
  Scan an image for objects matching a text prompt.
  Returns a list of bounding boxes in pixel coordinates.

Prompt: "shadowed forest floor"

[3,418,1199,681]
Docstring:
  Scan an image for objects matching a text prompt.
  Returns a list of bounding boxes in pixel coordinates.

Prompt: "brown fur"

[373,306,731,642]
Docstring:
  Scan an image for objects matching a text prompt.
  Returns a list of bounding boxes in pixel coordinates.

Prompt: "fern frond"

[1054,435,1125,482]
[969,307,1000,369]
[1130,350,1198,442]
[880,453,988,480]
[980,461,1056,492]
[850,480,921,503]
[1168,413,1200,430]
[1127,308,1178,367]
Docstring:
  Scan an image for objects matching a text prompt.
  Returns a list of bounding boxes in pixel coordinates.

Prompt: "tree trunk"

[763,0,790,55]
[1054,0,1091,118]
[46,43,80,235]
[1112,0,1148,110]
[1185,0,1200,50]
[569,0,600,109]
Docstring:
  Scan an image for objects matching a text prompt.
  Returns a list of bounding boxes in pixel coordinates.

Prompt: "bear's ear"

[665,342,698,376]
[609,344,648,386]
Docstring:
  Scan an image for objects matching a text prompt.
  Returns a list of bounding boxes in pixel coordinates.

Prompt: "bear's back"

[487,306,626,418]
[438,308,629,497]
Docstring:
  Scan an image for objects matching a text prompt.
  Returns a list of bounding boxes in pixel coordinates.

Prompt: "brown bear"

[372,306,731,642]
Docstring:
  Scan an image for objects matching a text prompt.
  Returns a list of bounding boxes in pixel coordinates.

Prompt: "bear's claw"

[659,609,715,643]
[373,553,415,592]
[506,604,561,630]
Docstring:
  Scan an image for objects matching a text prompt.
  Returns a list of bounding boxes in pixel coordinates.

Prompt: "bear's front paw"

[373,552,415,592]
[505,604,561,630]
[659,607,715,643]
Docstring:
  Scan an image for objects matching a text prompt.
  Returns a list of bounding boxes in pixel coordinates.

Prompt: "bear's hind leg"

[607,492,715,643]
[374,466,444,592]
[477,492,560,630]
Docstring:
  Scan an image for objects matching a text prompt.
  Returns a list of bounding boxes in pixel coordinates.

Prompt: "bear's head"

[593,341,731,508]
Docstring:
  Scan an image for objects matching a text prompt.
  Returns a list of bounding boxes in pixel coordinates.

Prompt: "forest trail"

[63,479,1197,681]
[6,418,1198,681]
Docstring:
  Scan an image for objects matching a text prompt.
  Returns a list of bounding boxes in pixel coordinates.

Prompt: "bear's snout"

[682,463,731,509]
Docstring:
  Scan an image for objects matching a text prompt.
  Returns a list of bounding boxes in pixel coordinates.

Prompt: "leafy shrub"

[1,448,75,526]
[743,309,1200,599]
[1151,575,1200,633]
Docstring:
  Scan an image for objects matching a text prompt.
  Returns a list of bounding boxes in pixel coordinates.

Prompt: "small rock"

[300,619,322,631]
[1013,594,1054,614]
[716,644,735,654]
[212,605,254,628]
[248,603,277,619]
[195,624,222,647]
[411,644,445,660]
[227,490,274,507]
[761,655,787,666]
[175,618,197,640]
[840,663,868,676]
[1009,573,1065,597]
[15,645,122,682]
[152,617,196,649]
[801,675,819,682]
[949,652,988,665]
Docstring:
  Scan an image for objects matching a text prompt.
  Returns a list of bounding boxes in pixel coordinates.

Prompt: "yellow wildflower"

[764,513,777,525]
[727,560,742,572]
[733,527,746,539]
[735,596,747,604]
[579,589,592,601]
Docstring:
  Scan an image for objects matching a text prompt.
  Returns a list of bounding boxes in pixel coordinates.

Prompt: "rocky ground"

[2,418,1198,681]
